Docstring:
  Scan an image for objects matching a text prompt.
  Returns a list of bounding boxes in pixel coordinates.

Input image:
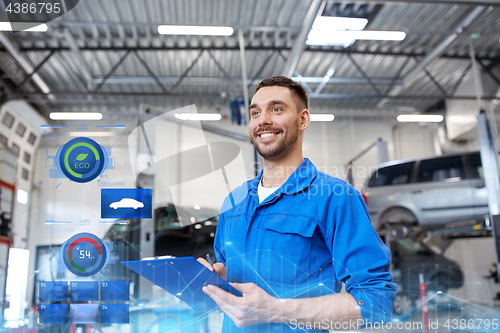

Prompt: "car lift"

[381,110,500,283]
[474,110,500,281]
[345,137,389,185]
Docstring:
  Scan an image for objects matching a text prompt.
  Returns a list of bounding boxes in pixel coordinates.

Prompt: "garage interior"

[0,0,500,331]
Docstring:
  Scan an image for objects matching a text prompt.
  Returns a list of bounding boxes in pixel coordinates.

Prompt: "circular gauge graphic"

[61,233,110,277]
[56,137,108,183]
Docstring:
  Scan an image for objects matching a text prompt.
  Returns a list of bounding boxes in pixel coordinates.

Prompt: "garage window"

[2,112,15,128]
[369,162,414,187]
[24,151,31,164]
[11,143,20,157]
[0,133,7,147]
[22,168,29,180]
[417,156,463,183]
[16,123,26,137]
[27,133,37,145]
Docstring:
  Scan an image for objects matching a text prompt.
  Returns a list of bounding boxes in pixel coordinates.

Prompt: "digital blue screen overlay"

[101,189,152,219]
[71,241,99,269]
[49,168,65,178]
[39,281,68,302]
[101,304,129,324]
[69,281,99,301]
[101,281,129,301]
[55,137,108,183]
[60,233,110,277]
[39,304,68,324]
[70,304,99,324]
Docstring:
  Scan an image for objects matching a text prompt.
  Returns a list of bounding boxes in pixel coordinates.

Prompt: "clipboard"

[121,257,242,311]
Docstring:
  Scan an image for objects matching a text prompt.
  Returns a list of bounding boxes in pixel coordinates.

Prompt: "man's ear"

[299,109,310,131]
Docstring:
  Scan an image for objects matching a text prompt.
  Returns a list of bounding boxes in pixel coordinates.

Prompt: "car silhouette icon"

[109,198,144,210]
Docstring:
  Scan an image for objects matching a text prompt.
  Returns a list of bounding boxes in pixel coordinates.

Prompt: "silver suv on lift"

[364,152,486,231]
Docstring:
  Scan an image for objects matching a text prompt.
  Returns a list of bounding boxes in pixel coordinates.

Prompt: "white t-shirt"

[257,182,279,203]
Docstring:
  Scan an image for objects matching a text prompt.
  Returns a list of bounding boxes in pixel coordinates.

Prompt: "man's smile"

[257,131,280,141]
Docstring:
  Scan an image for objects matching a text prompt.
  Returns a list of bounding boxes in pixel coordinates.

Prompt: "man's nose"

[258,110,272,126]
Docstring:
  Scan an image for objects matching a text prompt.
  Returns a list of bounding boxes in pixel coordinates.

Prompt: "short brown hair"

[253,76,309,110]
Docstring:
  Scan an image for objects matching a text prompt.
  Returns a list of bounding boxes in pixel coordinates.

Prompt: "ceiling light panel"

[306,17,405,47]
[158,25,233,36]
[0,22,47,32]
[49,112,103,120]
[310,114,335,122]
[397,115,444,123]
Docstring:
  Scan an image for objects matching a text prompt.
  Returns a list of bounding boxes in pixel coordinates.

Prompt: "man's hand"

[196,257,227,280]
[202,282,282,328]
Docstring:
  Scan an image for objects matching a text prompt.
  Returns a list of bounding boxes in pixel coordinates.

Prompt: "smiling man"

[199,76,396,332]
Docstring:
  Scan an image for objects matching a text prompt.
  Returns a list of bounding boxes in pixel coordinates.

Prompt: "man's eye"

[272,108,281,112]
[251,111,259,116]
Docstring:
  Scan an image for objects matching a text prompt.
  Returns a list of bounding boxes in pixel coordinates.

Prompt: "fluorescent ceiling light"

[66,131,116,137]
[307,17,367,47]
[314,17,368,31]
[397,115,444,123]
[17,189,28,205]
[306,16,405,47]
[310,114,335,122]
[0,22,47,32]
[49,112,103,120]
[175,113,222,121]
[330,30,406,41]
[158,25,233,36]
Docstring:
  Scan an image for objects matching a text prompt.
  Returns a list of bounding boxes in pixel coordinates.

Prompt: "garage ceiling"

[0,0,499,120]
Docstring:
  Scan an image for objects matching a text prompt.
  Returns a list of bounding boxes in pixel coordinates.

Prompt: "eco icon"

[56,137,108,183]
[76,153,88,161]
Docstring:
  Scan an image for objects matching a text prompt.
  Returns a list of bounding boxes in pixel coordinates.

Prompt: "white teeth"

[260,133,276,138]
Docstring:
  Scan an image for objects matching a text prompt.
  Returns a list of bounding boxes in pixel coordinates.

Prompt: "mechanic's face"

[249,86,307,161]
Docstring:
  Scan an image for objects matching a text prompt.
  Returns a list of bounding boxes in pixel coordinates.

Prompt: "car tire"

[379,208,417,237]
[427,273,450,295]
[392,292,415,316]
